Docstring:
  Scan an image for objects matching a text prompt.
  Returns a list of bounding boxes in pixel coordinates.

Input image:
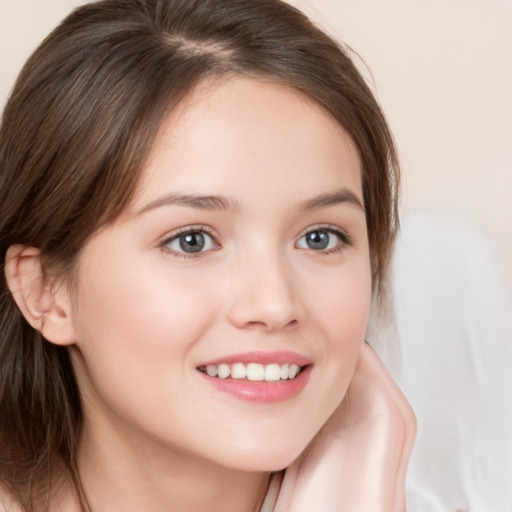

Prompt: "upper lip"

[197,350,312,367]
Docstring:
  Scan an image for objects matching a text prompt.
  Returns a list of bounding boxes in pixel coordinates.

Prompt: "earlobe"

[5,245,77,346]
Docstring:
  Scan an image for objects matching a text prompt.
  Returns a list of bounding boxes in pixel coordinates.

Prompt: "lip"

[196,351,313,403]
[198,350,312,367]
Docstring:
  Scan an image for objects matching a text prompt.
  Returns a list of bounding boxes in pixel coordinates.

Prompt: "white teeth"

[247,363,265,381]
[217,364,231,379]
[264,363,281,382]
[288,364,300,379]
[231,363,247,379]
[201,362,304,382]
[206,365,218,377]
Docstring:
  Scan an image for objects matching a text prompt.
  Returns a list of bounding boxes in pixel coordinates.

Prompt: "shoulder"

[0,484,22,512]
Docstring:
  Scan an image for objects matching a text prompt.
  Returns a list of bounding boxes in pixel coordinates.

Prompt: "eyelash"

[160,224,352,258]
[160,225,219,259]
[295,225,353,255]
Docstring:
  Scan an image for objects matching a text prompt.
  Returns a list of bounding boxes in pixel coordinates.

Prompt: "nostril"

[244,318,299,331]
[285,319,299,330]
[245,320,271,330]
[226,277,304,331]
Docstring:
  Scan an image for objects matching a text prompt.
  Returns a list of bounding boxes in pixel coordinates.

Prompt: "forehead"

[131,76,362,210]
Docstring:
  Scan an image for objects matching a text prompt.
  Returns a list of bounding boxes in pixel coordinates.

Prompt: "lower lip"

[198,365,312,403]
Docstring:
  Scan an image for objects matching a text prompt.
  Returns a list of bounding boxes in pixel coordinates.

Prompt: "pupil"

[307,230,329,250]
[180,233,205,253]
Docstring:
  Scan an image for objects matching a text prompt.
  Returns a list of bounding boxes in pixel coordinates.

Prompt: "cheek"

[73,257,216,355]
[305,257,372,400]
[69,253,220,418]
[312,258,372,346]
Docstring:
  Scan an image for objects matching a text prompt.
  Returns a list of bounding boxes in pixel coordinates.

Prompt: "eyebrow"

[300,188,365,212]
[135,187,364,217]
[135,193,237,216]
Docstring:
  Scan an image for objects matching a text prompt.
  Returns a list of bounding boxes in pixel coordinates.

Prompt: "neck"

[75,417,271,512]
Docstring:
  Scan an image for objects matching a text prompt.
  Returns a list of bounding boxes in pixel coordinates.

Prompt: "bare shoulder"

[0,474,80,512]
[0,484,79,512]
[0,484,22,512]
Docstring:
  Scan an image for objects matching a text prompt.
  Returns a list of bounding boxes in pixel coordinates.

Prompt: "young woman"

[0,0,416,510]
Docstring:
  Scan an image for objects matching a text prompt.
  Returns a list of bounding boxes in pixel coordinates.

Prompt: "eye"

[296,228,350,252]
[163,228,218,255]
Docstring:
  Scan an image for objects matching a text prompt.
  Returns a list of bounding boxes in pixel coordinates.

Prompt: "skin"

[7,77,373,511]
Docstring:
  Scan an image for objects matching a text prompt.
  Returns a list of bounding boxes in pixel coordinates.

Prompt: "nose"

[226,250,304,332]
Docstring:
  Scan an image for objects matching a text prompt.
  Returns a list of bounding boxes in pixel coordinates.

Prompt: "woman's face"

[68,77,372,471]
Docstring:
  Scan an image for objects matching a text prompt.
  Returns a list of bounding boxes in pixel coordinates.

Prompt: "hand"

[274,342,416,512]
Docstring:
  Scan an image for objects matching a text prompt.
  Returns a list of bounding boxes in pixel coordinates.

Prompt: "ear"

[5,245,77,346]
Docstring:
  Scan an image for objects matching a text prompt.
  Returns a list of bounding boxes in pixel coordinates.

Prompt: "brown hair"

[0,0,399,508]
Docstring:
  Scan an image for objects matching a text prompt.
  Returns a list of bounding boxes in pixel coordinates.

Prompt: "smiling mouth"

[197,362,305,382]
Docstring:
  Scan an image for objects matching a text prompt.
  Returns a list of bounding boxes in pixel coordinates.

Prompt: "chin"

[224,456,295,473]
[212,435,312,473]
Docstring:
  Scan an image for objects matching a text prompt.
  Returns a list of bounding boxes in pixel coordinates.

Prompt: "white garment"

[371,209,512,512]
